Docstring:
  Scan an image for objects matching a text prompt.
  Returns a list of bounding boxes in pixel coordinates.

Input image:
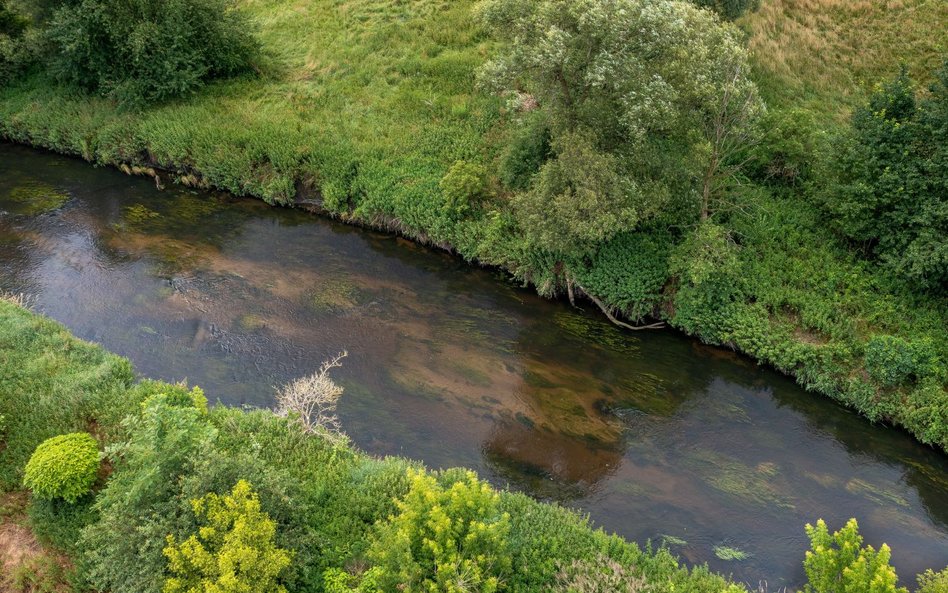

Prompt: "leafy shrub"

[831,63,948,290]
[343,469,512,593]
[0,0,26,35]
[440,161,489,220]
[81,395,217,593]
[803,519,907,593]
[747,108,823,187]
[0,1,32,87]
[570,230,673,321]
[554,555,647,593]
[499,113,551,191]
[28,495,98,555]
[917,568,948,593]
[164,480,292,593]
[864,335,941,387]
[668,221,744,339]
[134,380,209,413]
[23,433,100,503]
[44,0,258,105]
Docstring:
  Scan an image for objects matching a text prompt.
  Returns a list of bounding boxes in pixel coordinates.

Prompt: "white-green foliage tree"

[479,0,763,255]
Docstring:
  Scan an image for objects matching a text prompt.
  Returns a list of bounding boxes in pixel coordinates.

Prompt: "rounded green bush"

[23,433,100,503]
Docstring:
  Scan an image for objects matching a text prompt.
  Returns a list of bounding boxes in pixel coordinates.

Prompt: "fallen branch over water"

[573,281,665,331]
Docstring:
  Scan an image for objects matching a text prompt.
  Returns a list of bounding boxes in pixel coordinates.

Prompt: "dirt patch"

[0,492,72,593]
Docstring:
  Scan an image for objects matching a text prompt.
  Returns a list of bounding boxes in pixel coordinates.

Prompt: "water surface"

[2,143,946,586]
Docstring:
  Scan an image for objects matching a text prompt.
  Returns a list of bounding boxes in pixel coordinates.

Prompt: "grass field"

[744,0,948,113]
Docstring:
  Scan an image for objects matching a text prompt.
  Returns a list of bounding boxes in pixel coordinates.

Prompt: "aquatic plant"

[6,181,68,215]
[714,545,750,561]
[661,535,688,547]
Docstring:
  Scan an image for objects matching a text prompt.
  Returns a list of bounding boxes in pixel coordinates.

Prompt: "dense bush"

[917,568,948,593]
[28,495,98,556]
[332,469,512,593]
[23,432,100,503]
[0,2,32,108]
[164,480,292,593]
[803,519,906,593]
[81,395,218,593]
[864,335,942,388]
[44,0,258,105]
[830,62,948,290]
[440,160,490,220]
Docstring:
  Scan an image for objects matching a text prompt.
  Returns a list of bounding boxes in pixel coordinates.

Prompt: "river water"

[1,143,946,585]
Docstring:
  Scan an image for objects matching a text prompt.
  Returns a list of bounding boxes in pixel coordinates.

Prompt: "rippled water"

[2,143,946,586]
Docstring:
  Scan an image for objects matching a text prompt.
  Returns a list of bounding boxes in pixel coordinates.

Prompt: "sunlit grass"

[743,0,948,116]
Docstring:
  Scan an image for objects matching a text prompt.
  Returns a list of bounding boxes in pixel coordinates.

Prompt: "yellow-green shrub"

[348,469,512,593]
[163,479,292,593]
[23,432,99,503]
[803,519,907,593]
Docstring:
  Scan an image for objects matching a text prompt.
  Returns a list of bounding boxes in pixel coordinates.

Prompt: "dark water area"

[2,143,946,586]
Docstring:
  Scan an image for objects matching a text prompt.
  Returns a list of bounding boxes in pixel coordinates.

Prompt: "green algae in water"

[714,545,750,561]
[661,534,688,547]
[845,478,910,508]
[123,204,161,227]
[307,280,361,313]
[552,311,641,355]
[5,182,69,215]
[237,314,267,332]
[686,450,795,510]
[444,359,493,388]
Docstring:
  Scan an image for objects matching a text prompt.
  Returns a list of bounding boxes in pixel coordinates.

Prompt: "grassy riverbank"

[0,297,750,592]
[0,0,946,453]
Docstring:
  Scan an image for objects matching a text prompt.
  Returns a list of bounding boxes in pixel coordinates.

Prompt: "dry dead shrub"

[275,351,348,444]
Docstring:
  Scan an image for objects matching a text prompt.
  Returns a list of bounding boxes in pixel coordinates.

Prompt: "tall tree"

[479,0,762,256]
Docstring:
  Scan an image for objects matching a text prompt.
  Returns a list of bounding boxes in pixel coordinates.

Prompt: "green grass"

[743,0,948,115]
[0,297,136,490]
[0,0,946,452]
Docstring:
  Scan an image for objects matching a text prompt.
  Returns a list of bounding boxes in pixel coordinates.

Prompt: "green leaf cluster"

[23,432,100,503]
[163,480,292,593]
[831,62,948,290]
[43,0,258,105]
[341,469,512,593]
[803,519,907,593]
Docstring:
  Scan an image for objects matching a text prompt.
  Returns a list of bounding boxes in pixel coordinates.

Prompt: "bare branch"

[574,282,665,331]
[275,351,349,444]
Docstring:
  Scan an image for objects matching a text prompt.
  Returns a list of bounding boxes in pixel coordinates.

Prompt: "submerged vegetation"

[3,298,948,592]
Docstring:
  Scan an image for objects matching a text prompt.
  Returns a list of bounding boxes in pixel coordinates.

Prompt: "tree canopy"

[479,0,762,255]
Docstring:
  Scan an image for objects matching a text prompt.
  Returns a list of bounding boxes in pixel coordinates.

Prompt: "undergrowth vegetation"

[0,0,945,455]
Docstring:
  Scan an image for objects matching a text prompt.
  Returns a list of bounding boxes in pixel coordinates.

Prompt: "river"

[1,143,946,586]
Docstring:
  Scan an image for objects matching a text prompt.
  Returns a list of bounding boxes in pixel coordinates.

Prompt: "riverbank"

[0,295,755,592]
[1,0,946,456]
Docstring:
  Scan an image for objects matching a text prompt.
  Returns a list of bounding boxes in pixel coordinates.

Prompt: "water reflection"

[1,143,946,587]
